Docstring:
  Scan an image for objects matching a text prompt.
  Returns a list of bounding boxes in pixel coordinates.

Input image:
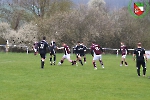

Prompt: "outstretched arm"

[57,47,64,50]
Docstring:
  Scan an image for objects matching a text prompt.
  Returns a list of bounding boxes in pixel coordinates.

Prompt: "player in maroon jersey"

[57,43,75,65]
[33,41,38,55]
[120,42,128,66]
[90,42,104,70]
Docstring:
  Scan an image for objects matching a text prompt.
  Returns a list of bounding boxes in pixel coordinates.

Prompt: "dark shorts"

[50,51,56,55]
[76,53,85,58]
[136,60,146,68]
[80,53,85,57]
[40,53,46,59]
[76,53,80,58]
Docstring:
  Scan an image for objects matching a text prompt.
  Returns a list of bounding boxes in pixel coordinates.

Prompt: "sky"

[73,0,131,8]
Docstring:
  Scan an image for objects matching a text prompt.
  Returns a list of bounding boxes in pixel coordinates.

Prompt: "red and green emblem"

[134,2,144,16]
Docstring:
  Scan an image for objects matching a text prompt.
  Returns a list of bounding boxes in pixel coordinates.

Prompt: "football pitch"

[0,52,150,100]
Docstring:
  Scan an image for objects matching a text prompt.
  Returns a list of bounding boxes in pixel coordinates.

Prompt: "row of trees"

[0,0,150,50]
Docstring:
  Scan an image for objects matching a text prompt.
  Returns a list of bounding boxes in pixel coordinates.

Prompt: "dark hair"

[43,36,46,40]
[77,41,80,43]
[137,43,142,46]
[92,41,96,44]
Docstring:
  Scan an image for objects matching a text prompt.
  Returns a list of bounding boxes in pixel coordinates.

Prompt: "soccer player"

[49,40,56,65]
[80,42,87,64]
[74,42,83,66]
[133,43,147,77]
[33,42,38,55]
[90,42,104,70]
[38,36,49,69]
[120,42,128,66]
[57,43,75,65]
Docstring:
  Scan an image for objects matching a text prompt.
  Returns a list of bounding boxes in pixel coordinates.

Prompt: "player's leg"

[34,48,37,55]
[136,61,141,76]
[40,53,46,69]
[83,53,86,63]
[77,54,83,66]
[93,60,97,70]
[142,61,146,76]
[93,55,98,70]
[53,54,56,65]
[75,54,80,66]
[120,56,124,66]
[79,56,83,66]
[75,54,79,61]
[66,54,75,65]
[123,55,128,66]
[58,55,66,65]
[50,54,52,65]
[99,55,104,68]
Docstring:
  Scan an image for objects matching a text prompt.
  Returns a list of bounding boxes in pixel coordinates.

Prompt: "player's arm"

[32,45,34,50]
[46,43,51,52]
[73,47,77,54]
[84,46,87,52]
[90,47,94,57]
[126,46,129,54]
[133,54,136,61]
[57,47,64,49]
[144,54,148,61]
[119,47,122,54]
[37,42,40,51]
[143,50,148,61]
[99,45,104,54]
[91,50,94,57]
[54,45,57,49]
[48,45,52,53]
[133,49,136,61]
[74,46,78,54]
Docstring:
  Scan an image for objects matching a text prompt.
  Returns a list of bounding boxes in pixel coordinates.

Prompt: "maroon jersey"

[33,42,38,49]
[64,45,71,55]
[90,44,103,55]
[120,45,128,55]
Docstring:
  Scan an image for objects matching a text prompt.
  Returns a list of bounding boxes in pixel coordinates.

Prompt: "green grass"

[0,52,150,100]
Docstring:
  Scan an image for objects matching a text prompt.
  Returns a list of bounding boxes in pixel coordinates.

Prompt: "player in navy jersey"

[74,42,83,66]
[57,43,75,65]
[33,42,38,55]
[49,40,57,65]
[38,36,49,69]
[133,43,147,77]
[80,42,87,64]
[120,42,128,66]
[90,42,104,70]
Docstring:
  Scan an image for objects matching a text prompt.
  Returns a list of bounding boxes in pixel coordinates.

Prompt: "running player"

[38,36,49,69]
[49,41,56,65]
[133,43,147,77]
[57,43,75,65]
[74,41,83,66]
[33,41,38,55]
[80,42,87,64]
[90,42,104,70]
[120,42,128,66]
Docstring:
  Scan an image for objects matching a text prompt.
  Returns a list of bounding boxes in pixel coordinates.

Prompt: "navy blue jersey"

[74,45,83,54]
[133,48,145,61]
[74,45,79,54]
[38,40,49,54]
[80,44,87,54]
[49,44,57,54]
